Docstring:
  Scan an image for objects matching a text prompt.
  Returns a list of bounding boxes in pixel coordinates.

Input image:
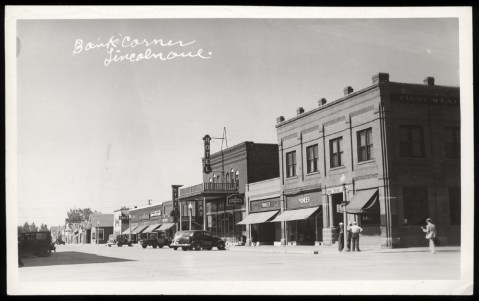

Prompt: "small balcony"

[179,182,239,200]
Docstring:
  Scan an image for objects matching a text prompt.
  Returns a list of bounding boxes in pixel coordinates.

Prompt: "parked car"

[18,231,56,257]
[106,234,133,247]
[139,232,171,249]
[170,230,226,251]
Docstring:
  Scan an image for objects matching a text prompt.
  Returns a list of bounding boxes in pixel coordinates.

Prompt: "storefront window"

[287,221,297,242]
[234,211,245,235]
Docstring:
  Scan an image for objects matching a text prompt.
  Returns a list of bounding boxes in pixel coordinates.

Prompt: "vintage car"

[170,230,226,251]
[139,232,171,249]
[18,231,56,257]
[106,234,133,247]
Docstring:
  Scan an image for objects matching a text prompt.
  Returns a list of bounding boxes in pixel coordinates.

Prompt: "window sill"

[286,176,298,180]
[329,166,345,171]
[357,159,375,165]
[306,171,320,176]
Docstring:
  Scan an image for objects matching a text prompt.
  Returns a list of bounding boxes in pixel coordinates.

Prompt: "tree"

[65,208,99,224]
[39,223,49,231]
[17,225,23,234]
[22,221,30,233]
[120,206,129,210]
[29,222,38,232]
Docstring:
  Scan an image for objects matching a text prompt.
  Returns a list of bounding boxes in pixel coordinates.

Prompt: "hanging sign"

[203,134,212,174]
[171,185,182,211]
[227,194,244,205]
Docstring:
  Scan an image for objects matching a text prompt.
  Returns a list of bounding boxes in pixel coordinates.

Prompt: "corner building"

[276,73,460,248]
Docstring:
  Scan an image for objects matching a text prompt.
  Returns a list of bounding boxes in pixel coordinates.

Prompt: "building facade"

[127,201,177,241]
[275,73,460,248]
[89,213,114,244]
[179,141,279,244]
[113,209,130,236]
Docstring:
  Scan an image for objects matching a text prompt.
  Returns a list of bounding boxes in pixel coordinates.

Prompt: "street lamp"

[97,221,100,245]
[188,203,193,230]
[340,174,348,251]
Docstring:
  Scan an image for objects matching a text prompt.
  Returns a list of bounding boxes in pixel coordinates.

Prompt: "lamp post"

[188,203,193,230]
[96,221,100,245]
[340,174,348,250]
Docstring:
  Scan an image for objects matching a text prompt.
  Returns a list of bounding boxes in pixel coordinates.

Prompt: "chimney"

[372,72,390,84]
[318,98,327,106]
[424,77,435,86]
[343,86,353,96]
[276,116,285,124]
[296,107,304,116]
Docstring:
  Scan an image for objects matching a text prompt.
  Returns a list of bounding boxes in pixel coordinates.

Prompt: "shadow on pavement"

[20,251,135,267]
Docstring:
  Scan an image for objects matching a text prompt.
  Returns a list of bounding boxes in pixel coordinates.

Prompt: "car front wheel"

[173,247,178,250]
[193,242,201,251]
[182,247,188,251]
[142,244,148,249]
[41,247,52,257]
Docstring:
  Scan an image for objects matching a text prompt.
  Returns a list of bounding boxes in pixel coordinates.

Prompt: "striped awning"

[156,223,176,231]
[121,226,137,235]
[270,207,320,222]
[143,224,161,233]
[237,210,279,225]
[131,225,148,235]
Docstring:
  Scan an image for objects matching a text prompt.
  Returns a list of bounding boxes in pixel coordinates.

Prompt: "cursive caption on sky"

[72,35,212,67]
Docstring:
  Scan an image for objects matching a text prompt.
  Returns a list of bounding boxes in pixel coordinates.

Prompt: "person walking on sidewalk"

[349,221,363,252]
[421,218,437,254]
[346,221,353,251]
[338,222,344,252]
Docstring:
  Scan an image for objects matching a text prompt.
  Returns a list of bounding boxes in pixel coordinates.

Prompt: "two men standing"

[338,221,362,252]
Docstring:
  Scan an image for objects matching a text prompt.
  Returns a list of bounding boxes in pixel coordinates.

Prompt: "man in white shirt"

[348,221,363,252]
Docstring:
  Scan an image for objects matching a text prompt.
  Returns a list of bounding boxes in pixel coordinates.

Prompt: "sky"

[15,17,460,228]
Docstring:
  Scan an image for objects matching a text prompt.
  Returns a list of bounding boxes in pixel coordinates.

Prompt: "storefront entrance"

[286,213,323,245]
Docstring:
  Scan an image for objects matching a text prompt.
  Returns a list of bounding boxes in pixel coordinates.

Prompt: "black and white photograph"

[5,6,473,295]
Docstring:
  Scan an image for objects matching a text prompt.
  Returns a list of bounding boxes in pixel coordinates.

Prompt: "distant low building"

[89,213,114,244]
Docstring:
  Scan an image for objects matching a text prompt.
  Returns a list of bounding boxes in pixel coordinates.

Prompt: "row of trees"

[17,221,49,234]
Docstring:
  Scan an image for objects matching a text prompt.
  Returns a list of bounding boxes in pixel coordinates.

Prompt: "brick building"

[179,141,279,244]
[127,201,176,241]
[274,73,460,248]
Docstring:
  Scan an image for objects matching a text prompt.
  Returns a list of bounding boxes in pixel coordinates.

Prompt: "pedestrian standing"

[346,221,353,251]
[349,221,363,252]
[338,222,344,252]
[421,218,437,254]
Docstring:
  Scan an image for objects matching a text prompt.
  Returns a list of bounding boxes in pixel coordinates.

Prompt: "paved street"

[17,243,460,282]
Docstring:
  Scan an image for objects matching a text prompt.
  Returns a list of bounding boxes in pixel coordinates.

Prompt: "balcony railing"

[179,182,238,198]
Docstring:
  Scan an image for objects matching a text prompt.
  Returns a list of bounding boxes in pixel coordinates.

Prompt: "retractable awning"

[131,225,148,235]
[143,224,161,233]
[121,226,137,235]
[270,207,320,222]
[346,189,378,214]
[156,223,176,231]
[237,210,279,225]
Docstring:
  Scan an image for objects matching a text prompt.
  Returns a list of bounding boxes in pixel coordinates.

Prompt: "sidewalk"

[226,244,461,255]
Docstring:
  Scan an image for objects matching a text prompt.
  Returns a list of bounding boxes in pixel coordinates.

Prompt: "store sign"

[171,185,182,211]
[119,214,129,221]
[261,201,271,208]
[326,187,343,195]
[299,197,310,204]
[139,212,150,220]
[150,210,162,217]
[203,134,212,174]
[391,93,459,106]
[227,194,244,205]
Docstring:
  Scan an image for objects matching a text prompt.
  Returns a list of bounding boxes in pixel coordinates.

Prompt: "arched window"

[230,169,235,184]
[212,174,216,183]
[225,173,230,183]
[235,170,239,185]
[209,178,213,183]
[216,174,220,183]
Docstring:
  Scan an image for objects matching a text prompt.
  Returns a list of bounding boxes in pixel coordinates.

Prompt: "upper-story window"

[235,171,239,185]
[225,173,230,183]
[286,151,297,177]
[357,128,373,162]
[306,144,319,173]
[399,125,425,158]
[329,137,343,168]
[209,178,213,183]
[445,127,460,159]
[212,174,217,183]
[216,174,220,182]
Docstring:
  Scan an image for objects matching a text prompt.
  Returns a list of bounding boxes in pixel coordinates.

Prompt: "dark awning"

[346,189,378,214]
[143,224,161,233]
[131,225,148,235]
[237,210,279,225]
[270,207,320,222]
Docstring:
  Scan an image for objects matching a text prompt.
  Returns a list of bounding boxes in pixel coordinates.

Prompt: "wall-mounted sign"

[299,197,310,204]
[391,93,459,106]
[261,201,271,208]
[150,210,162,217]
[139,212,150,220]
[171,185,182,211]
[227,194,244,205]
[326,187,343,195]
[203,134,212,174]
[119,214,129,221]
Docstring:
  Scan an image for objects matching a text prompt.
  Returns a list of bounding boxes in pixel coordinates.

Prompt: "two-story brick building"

[127,201,176,241]
[274,73,460,248]
[179,141,279,244]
